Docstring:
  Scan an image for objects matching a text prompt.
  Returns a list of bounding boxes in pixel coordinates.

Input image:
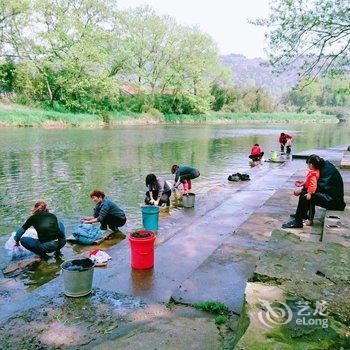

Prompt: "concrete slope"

[170,160,327,313]
[91,161,302,304]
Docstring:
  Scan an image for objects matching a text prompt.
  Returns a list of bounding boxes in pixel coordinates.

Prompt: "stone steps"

[170,149,349,314]
[322,209,350,247]
[340,150,350,169]
[170,176,325,313]
[91,162,300,303]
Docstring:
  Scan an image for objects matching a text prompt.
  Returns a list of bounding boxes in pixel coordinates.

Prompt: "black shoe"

[282,220,303,229]
[228,174,240,182]
[239,173,250,181]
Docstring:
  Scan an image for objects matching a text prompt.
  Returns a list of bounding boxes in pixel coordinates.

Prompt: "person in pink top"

[249,144,264,161]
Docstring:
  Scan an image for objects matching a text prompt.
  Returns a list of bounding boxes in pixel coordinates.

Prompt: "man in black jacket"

[282,155,346,229]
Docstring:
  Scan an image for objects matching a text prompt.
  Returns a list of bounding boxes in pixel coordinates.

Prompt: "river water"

[0,123,348,285]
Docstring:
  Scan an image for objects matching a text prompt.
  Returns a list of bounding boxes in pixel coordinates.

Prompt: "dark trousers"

[295,191,345,222]
[281,144,291,154]
[20,237,66,257]
[180,170,200,181]
[145,190,171,206]
[19,221,66,257]
[100,215,126,231]
[249,152,264,161]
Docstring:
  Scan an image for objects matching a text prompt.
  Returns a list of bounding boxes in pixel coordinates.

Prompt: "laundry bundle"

[72,224,103,245]
[227,173,250,182]
[89,249,111,266]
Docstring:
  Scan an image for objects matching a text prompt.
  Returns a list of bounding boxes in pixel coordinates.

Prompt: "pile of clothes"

[89,248,111,266]
[227,173,250,182]
[72,224,103,245]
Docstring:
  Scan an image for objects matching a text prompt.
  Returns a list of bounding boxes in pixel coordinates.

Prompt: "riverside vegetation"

[0,0,348,127]
[0,103,338,127]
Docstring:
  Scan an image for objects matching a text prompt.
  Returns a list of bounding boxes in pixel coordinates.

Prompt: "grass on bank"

[164,112,337,123]
[193,301,230,326]
[0,103,338,127]
[0,104,102,127]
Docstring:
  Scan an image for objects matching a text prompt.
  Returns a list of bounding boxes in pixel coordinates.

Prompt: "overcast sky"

[118,0,270,58]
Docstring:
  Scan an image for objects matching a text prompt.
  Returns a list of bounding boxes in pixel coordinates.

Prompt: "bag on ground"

[4,228,38,259]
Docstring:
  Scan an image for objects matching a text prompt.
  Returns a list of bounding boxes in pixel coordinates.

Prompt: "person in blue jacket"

[82,189,126,232]
[14,201,66,260]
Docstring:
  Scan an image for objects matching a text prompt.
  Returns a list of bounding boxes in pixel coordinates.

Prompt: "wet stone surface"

[253,230,350,323]
[0,288,146,349]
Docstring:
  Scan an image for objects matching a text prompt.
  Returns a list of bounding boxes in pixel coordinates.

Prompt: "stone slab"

[235,282,349,350]
[340,151,350,169]
[171,238,261,313]
[254,230,350,323]
[171,181,325,314]
[322,208,350,247]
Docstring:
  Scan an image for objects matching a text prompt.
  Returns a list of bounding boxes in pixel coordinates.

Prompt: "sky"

[118,0,271,58]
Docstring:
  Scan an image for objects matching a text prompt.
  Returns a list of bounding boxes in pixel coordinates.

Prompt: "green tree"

[254,0,350,77]
[285,74,350,112]
[0,59,16,95]
[1,0,119,112]
[211,84,227,111]
[0,1,230,115]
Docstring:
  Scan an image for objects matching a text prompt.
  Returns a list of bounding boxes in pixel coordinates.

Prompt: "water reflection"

[131,268,154,294]
[0,123,348,288]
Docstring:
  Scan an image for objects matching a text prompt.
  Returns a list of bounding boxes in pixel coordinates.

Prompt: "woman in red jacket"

[249,144,264,161]
[279,133,293,154]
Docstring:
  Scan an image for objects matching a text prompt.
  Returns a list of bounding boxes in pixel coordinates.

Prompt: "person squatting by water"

[282,155,346,229]
[279,132,293,154]
[81,189,126,232]
[249,144,264,161]
[14,201,66,260]
[171,165,200,194]
[145,174,172,206]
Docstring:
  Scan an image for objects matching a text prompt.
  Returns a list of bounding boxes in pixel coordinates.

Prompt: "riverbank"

[0,102,338,127]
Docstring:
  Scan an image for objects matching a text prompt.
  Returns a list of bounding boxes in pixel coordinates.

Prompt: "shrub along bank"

[0,103,338,127]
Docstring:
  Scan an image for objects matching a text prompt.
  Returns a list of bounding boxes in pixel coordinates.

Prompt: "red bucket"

[129,230,156,269]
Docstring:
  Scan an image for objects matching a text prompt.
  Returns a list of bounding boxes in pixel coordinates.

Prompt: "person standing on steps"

[279,132,293,154]
[82,190,126,232]
[14,201,66,260]
[145,173,172,206]
[282,155,346,229]
[171,165,200,194]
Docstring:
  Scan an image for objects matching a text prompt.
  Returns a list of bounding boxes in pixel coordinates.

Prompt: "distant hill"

[221,54,301,99]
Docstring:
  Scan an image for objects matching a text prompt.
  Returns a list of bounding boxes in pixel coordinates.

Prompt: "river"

[0,123,348,285]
